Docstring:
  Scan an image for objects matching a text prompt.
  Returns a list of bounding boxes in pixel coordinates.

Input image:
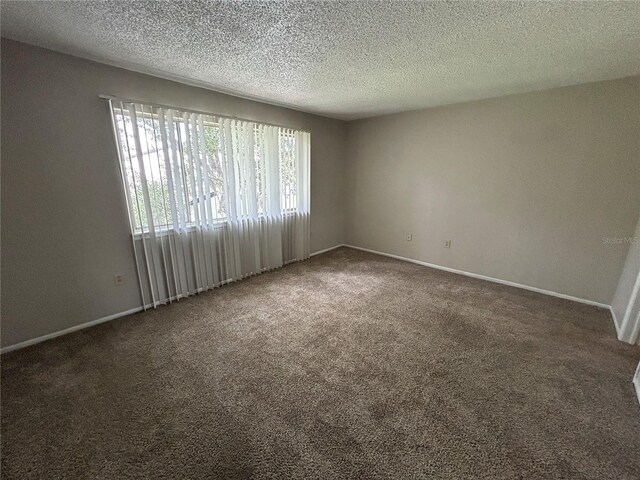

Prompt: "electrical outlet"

[406,234,413,242]
[113,274,124,286]
[444,240,452,248]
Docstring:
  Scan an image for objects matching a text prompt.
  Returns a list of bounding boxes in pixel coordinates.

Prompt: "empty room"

[1,1,640,478]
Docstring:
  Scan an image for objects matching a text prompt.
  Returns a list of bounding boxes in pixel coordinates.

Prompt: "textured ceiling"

[2,1,640,120]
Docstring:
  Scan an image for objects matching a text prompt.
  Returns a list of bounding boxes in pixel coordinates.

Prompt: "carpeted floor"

[1,247,639,479]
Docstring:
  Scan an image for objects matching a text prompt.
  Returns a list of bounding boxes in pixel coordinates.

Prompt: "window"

[112,104,306,234]
[108,100,311,303]
[279,129,297,211]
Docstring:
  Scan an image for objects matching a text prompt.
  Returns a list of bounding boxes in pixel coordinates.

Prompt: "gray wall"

[3,39,639,349]
[1,39,347,347]
[345,77,640,304]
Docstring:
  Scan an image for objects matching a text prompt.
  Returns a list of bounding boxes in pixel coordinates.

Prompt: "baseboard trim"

[634,362,640,408]
[2,249,347,354]
[1,243,613,354]
[611,307,623,340]
[344,244,611,309]
[310,244,346,257]
[1,306,144,354]
[0,280,242,354]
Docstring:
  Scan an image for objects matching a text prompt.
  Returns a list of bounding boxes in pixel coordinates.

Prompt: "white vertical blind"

[108,100,311,308]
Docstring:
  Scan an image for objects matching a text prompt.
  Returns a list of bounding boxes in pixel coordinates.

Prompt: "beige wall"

[1,39,346,347]
[345,77,640,305]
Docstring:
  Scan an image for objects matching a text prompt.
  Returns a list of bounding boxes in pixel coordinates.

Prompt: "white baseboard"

[634,362,640,408]
[1,242,614,355]
[610,308,623,340]
[0,278,246,355]
[0,306,144,354]
[2,250,346,354]
[344,244,611,309]
[310,244,346,257]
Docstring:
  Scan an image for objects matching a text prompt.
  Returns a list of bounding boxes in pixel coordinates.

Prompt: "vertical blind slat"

[109,103,311,308]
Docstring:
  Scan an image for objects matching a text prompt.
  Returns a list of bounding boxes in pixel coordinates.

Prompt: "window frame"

[113,107,302,237]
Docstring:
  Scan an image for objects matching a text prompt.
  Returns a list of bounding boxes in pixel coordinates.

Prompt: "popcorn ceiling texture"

[1,1,639,120]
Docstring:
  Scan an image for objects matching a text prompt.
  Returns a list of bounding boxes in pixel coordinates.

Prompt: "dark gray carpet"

[2,247,639,479]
